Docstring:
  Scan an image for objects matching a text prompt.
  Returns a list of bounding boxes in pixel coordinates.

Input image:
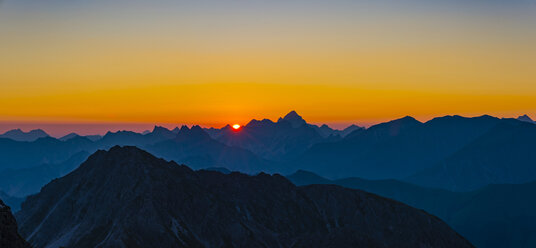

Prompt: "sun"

[232,124,241,130]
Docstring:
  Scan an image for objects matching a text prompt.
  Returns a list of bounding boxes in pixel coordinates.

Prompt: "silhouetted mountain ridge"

[287,170,536,248]
[16,146,473,248]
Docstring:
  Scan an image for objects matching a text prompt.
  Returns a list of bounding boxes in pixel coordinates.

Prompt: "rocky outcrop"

[0,199,30,248]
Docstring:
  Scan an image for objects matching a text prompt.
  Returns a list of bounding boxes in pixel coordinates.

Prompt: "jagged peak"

[176,125,211,141]
[152,125,172,133]
[278,110,307,128]
[246,118,275,127]
[518,114,534,123]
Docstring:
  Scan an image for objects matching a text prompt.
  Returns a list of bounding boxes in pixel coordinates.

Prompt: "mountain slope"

[407,121,536,191]
[288,170,536,248]
[16,146,473,248]
[0,199,30,248]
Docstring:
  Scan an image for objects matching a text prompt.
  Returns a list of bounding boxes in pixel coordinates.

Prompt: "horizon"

[0,111,533,137]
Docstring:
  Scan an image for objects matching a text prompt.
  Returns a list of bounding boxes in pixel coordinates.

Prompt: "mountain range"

[288,170,536,248]
[1,112,535,201]
[15,146,473,248]
[0,112,351,199]
[290,114,536,191]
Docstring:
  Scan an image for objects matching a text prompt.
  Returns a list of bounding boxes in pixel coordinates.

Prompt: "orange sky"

[0,0,535,134]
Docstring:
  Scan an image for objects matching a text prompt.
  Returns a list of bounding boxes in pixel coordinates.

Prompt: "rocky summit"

[17,146,473,248]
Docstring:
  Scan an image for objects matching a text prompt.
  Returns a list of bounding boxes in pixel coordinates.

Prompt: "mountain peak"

[176,125,211,141]
[0,129,49,142]
[517,114,535,123]
[152,125,170,133]
[278,110,307,128]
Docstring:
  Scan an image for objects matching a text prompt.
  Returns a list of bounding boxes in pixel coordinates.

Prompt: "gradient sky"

[1,0,535,136]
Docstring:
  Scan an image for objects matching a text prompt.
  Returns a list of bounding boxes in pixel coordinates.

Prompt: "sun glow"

[232,124,241,130]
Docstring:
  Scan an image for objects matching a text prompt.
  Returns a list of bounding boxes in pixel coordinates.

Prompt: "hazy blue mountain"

[340,124,363,137]
[146,126,277,174]
[407,120,536,191]
[98,126,177,147]
[517,114,535,124]
[0,191,25,212]
[58,132,79,141]
[310,123,363,138]
[211,111,327,161]
[292,115,514,179]
[16,146,473,248]
[0,136,95,171]
[288,170,536,248]
[0,151,90,197]
[0,129,49,142]
[59,133,102,142]
[0,124,274,181]
[0,199,30,248]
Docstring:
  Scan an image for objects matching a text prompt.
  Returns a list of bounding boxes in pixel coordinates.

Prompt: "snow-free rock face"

[17,146,473,248]
[0,199,30,248]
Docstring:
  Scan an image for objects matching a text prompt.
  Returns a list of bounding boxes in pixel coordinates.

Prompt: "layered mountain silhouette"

[288,170,536,248]
[59,133,102,142]
[0,151,90,198]
[292,115,534,186]
[146,125,276,173]
[407,121,536,191]
[0,199,30,248]
[0,129,49,142]
[206,111,354,161]
[16,146,473,248]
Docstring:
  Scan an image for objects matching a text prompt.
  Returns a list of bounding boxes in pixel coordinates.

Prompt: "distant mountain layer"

[0,151,90,198]
[0,129,49,142]
[517,114,535,124]
[0,199,30,248]
[16,146,473,248]
[0,191,25,212]
[407,121,536,191]
[288,170,536,248]
[206,111,358,161]
[1,113,534,198]
[0,125,275,198]
[292,115,536,191]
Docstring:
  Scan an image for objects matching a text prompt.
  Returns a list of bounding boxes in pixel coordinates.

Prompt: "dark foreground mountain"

[288,170,536,248]
[17,146,472,248]
[0,199,30,248]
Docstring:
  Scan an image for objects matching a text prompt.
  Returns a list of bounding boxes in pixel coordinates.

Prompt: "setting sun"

[232,124,241,130]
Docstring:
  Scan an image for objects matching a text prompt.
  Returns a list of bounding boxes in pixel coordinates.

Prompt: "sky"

[1,0,535,136]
